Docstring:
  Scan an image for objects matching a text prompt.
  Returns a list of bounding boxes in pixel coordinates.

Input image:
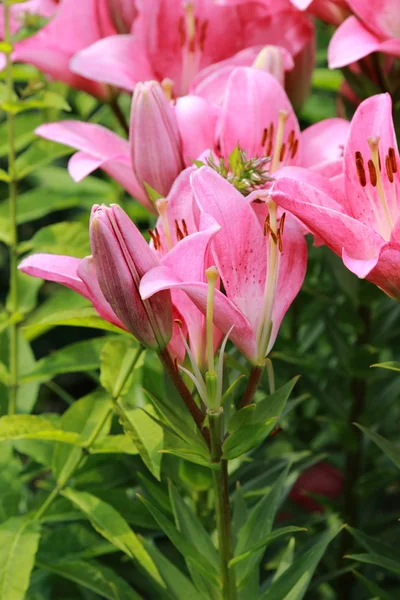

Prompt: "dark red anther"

[389,147,398,173]
[181,218,189,237]
[175,219,184,241]
[279,142,286,163]
[368,159,377,187]
[290,138,298,159]
[261,127,268,147]
[178,16,186,47]
[199,20,208,52]
[355,157,366,187]
[385,155,394,183]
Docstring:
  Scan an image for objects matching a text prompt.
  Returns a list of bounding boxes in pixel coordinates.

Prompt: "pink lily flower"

[214,67,349,183]
[1,0,128,99]
[329,0,400,68]
[272,93,400,300]
[70,0,313,98]
[19,201,220,358]
[149,166,222,369]
[141,166,307,364]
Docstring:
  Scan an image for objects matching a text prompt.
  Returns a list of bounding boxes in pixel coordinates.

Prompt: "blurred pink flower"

[70,0,313,98]
[273,93,400,300]
[1,0,133,99]
[329,0,400,68]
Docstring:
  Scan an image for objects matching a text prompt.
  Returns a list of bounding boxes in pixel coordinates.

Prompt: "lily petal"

[18,253,90,299]
[328,16,383,68]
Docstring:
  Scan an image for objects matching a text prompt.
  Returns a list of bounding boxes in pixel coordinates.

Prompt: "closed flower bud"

[130,81,184,200]
[90,203,172,349]
[252,46,286,86]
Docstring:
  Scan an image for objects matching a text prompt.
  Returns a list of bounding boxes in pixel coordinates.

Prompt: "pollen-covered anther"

[263,214,278,244]
[355,151,366,186]
[199,19,209,52]
[388,147,398,173]
[287,129,295,149]
[174,318,184,328]
[277,212,286,253]
[148,227,162,251]
[279,143,286,162]
[368,159,377,187]
[261,127,268,147]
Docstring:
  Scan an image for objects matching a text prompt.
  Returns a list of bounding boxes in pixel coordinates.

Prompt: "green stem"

[4,1,18,416]
[208,409,236,600]
[33,346,145,521]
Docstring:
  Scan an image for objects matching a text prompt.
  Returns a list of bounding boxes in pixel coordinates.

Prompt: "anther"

[265,138,273,158]
[279,143,286,163]
[389,147,398,173]
[279,212,286,236]
[263,214,270,236]
[148,229,159,250]
[178,16,186,47]
[290,138,298,159]
[181,218,189,237]
[385,155,394,183]
[355,157,366,187]
[368,159,377,187]
[261,127,268,147]
[174,318,183,328]
[175,219,184,241]
[287,129,295,148]
[199,20,208,52]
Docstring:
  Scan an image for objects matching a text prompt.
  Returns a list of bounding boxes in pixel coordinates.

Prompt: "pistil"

[367,136,394,239]
[271,109,289,172]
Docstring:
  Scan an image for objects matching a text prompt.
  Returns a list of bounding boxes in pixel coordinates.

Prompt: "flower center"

[354,137,398,241]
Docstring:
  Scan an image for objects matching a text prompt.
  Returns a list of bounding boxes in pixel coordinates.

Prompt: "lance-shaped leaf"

[354,423,400,469]
[0,517,41,600]
[62,488,164,589]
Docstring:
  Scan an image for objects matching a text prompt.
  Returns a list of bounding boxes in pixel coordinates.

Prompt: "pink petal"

[328,16,382,68]
[190,167,266,331]
[36,122,151,211]
[272,176,386,274]
[342,249,380,278]
[348,0,400,38]
[174,96,219,165]
[140,266,257,362]
[18,253,89,299]
[344,93,400,236]
[77,257,126,329]
[367,242,400,299]
[217,67,301,166]
[71,35,153,91]
[301,118,349,176]
[268,215,307,353]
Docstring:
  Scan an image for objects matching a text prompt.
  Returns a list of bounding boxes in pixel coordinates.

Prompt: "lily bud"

[90,203,172,349]
[130,81,184,200]
[107,0,137,33]
[252,46,287,86]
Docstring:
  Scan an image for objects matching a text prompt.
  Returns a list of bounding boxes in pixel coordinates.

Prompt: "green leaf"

[21,337,115,384]
[371,361,400,372]
[222,419,277,460]
[142,538,205,600]
[0,517,41,600]
[354,423,400,468]
[6,270,42,315]
[353,570,394,600]
[117,404,163,480]
[273,537,296,582]
[100,339,144,398]
[235,467,288,589]
[229,527,305,568]
[90,435,138,455]
[160,447,219,469]
[20,221,90,257]
[223,378,299,459]
[346,553,400,576]
[38,558,143,600]
[0,415,81,445]
[62,488,164,587]
[143,181,163,202]
[0,113,42,158]
[138,494,220,585]
[52,389,112,481]
[23,307,124,339]
[260,523,342,600]
[312,68,343,91]
[14,139,72,179]
[169,481,219,565]
[346,527,400,563]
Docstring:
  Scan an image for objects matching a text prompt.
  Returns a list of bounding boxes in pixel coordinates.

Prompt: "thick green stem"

[240,365,263,409]
[209,409,236,600]
[4,1,18,415]
[33,346,144,521]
